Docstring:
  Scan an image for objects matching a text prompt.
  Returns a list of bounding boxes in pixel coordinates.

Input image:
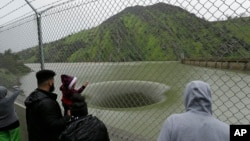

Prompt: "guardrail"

[181,58,250,71]
[14,103,28,141]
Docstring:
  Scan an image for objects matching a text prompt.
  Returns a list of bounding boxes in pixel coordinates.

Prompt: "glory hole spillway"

[83,80,170,108]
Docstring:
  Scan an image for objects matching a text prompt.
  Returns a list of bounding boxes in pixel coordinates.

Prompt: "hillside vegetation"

[18,3,250,62]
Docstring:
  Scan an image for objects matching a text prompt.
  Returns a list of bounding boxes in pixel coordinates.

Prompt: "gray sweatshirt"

[157,80,229,141]
[0,86,20,128]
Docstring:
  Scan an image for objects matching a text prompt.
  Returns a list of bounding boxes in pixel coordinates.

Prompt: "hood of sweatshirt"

[184,80,212,115]
[0,86,7,99]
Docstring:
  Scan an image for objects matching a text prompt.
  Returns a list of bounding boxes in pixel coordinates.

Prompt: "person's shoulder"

[211,118,229,137]
[77,115,107,129]
[25,89,50,106]
[94,116,107,128]
[168,113,186,119]
[29,89,48,99]
[212,117,229,127]
[60,115,108,141]
[162,112,189,125]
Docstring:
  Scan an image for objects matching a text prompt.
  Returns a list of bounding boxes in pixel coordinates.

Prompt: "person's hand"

[83,81,89,87]
[67,110,71,116]
[13,86,20,91]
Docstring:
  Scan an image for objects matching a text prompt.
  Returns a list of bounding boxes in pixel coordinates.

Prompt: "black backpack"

[59,115,110,141]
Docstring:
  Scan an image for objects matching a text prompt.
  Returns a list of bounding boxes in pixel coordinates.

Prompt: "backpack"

[59,115,110,141]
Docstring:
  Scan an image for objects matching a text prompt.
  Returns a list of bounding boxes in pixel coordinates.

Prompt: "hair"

[71,94,88,117]
[36,70,56,85]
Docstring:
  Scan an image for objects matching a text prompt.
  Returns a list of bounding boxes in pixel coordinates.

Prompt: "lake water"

[19,62,250,139]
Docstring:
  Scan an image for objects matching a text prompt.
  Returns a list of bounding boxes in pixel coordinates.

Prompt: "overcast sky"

[0,0,249,53]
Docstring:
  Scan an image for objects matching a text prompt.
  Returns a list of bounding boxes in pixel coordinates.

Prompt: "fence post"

[36,14,44,70]
[24,0,44,70]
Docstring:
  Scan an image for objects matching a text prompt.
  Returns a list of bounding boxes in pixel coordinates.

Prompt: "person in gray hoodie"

[157,80,229,141]
[0,86,21,141]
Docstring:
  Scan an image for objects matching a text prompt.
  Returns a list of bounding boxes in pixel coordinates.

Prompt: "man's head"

[36,69,56,92]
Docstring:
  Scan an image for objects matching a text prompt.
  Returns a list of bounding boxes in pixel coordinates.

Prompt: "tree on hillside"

[0,49,30,74]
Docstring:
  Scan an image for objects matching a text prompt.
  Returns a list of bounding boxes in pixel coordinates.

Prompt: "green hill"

[18,3,250,62]
[214,17,250,44]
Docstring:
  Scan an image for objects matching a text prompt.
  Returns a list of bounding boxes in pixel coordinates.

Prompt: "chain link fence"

[0,0,250,140]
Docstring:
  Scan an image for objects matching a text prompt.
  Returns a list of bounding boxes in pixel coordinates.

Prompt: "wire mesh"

[0,0,250,140]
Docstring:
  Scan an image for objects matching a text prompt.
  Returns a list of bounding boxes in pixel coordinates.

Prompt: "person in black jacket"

[59,94,110,141]
[24,70,70,141]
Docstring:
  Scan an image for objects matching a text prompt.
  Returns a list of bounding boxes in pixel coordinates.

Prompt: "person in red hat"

[60,74,88,115]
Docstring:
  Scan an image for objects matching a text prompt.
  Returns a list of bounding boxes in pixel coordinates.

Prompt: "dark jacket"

[59,115,110,141]
[24,89,70,141]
